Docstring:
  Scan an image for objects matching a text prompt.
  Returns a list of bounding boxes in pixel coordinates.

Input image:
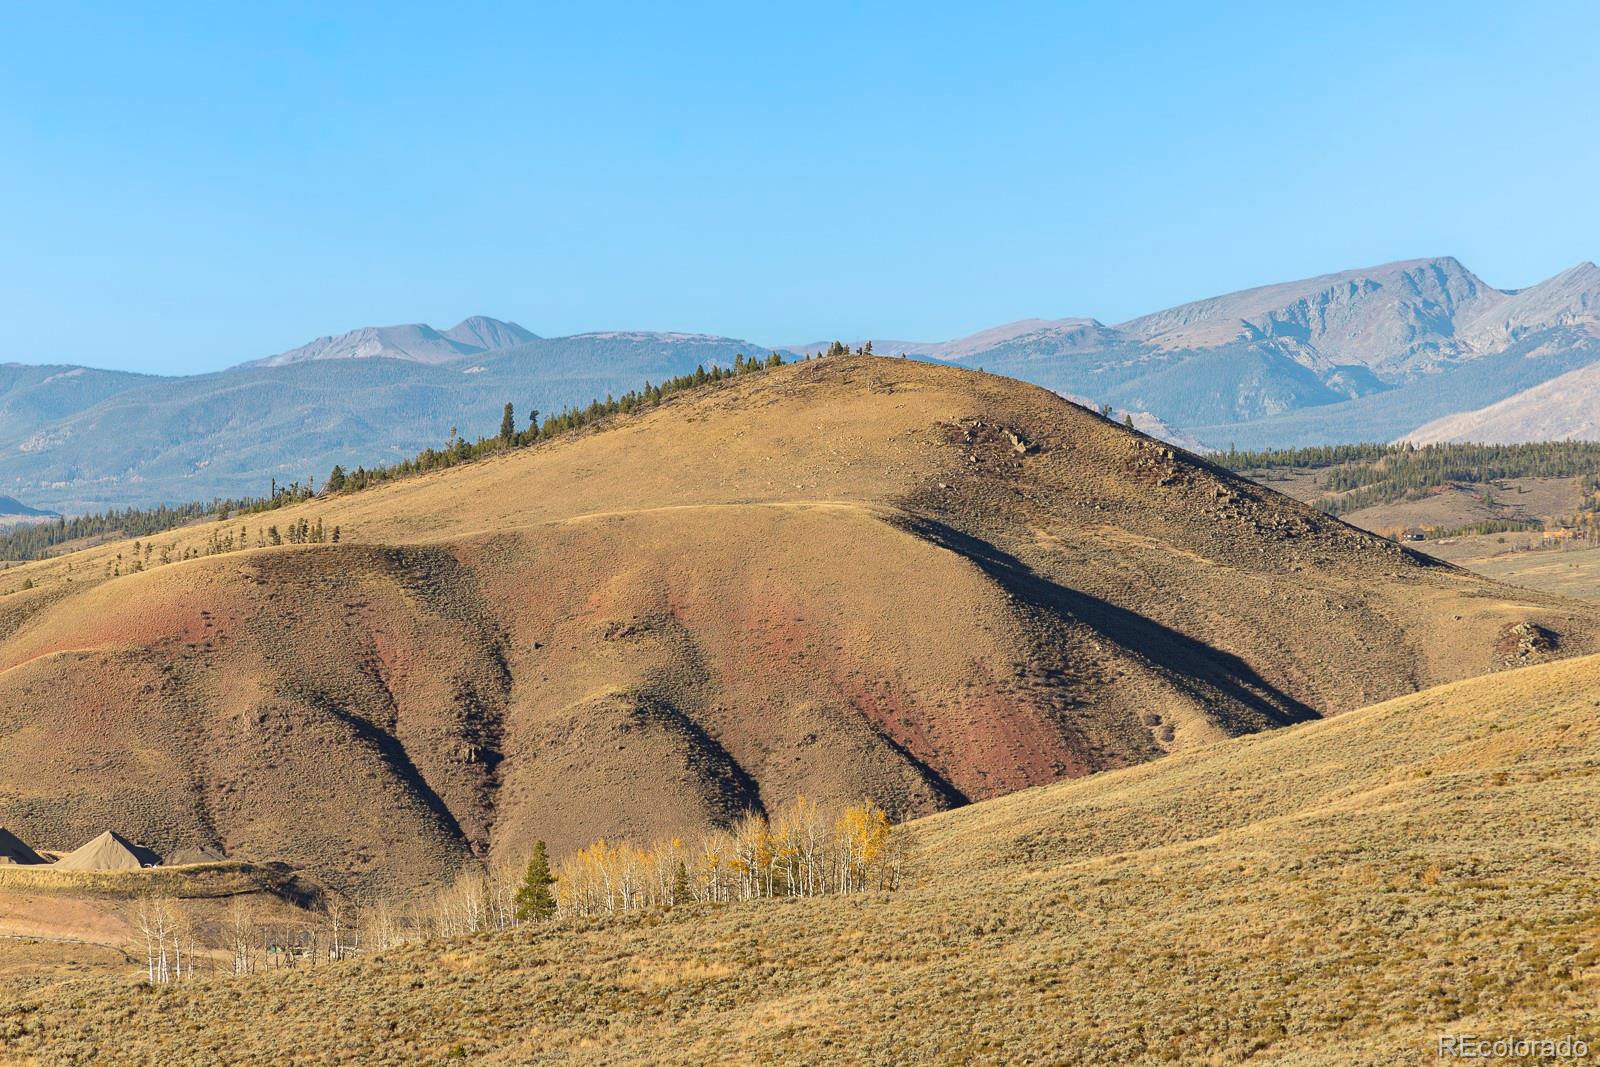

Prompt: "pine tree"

[327,465,347,492]
[514,841,557,921]
[671,859,691,906]
[500,403,515,444]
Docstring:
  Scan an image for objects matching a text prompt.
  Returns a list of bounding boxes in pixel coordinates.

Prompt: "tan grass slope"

[5,650,1598,1064]
[0,356,1595,891]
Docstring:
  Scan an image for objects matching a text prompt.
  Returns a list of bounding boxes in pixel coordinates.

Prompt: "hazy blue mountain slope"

[958,338,1391,427]
[936,257,1600,444]
[441,316,538,351]
[1114,256,1506,375]
[1402,359,1600,445]
[1097,346,1379,425]
[245,316,535,368]
[0,363,153,439]
[0,334,778,511]
[1185,327,1600,449]
[454,332,778,383]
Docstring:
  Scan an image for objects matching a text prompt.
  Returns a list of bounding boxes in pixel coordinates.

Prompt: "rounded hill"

[0,355,1593,890]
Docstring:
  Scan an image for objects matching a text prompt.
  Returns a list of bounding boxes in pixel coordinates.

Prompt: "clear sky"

[3,1,1597,375]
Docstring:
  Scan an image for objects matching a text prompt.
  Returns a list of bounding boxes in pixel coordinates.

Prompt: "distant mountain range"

[798,257,1600,448]
[245,316,540,367]
[1,255,1596,511]
[0,324,779,511]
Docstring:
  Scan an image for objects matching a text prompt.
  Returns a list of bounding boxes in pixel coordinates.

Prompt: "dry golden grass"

[0,939,130,988]
[1249,468,1587,539]
[1429,536,1600,603]
[0,862,285,899]
[0,861,319,990]
[5,652,1599,1064]
[0,356,1596,896]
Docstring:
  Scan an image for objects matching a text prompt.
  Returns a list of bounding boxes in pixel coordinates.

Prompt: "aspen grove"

[554,797,903,918]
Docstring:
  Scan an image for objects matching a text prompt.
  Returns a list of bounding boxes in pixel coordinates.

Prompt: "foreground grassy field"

[5,652,1597,1065]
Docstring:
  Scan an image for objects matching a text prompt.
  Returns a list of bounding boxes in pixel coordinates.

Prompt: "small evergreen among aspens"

[419,797,902,938]
[513,841,556,922]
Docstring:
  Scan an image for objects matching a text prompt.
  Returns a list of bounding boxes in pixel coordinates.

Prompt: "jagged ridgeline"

[0,352,790,561]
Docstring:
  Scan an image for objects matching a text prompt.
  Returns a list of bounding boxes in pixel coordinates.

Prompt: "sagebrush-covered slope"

[0,356,1594,891]
[7,647,1599,1064]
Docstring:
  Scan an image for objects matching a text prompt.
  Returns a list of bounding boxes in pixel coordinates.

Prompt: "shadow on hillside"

[296,687,478,857]
[896,516,1320,729]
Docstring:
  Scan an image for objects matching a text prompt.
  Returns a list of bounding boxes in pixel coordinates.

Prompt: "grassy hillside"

[5,650,1598,1064]
[0,356,1595,895]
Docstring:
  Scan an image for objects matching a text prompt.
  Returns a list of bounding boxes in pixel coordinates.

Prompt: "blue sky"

[3,1,1597,374]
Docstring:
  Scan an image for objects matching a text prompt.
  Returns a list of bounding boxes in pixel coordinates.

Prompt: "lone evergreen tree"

[500,402,515,444]
[515,840,557,921]
[671,860,691,906]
